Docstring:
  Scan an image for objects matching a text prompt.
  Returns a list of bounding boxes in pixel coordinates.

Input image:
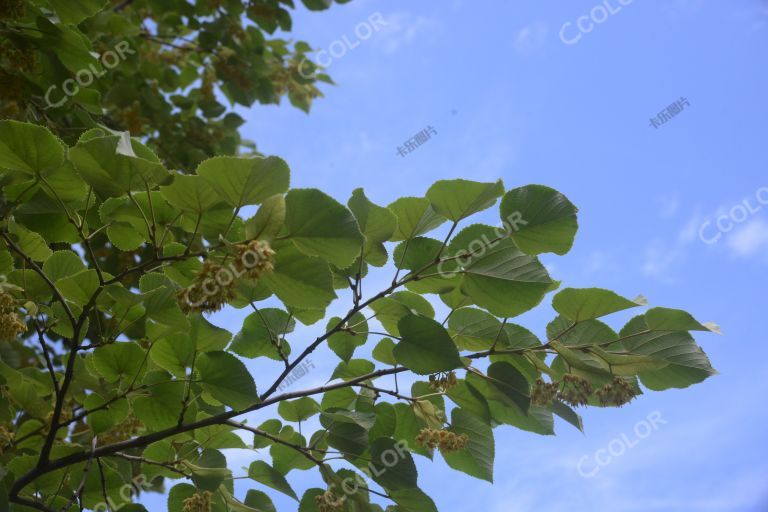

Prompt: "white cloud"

[512,22,548,56]
[726,218,768,257]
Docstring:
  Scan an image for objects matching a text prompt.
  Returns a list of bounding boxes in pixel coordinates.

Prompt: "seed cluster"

[183,491,212,512]
[428,371,458,392]
[416,428,470,454]
[596,377,638,407]
[315,488,346,512]
[0,292,26,342]
[558,374,594,408]
[234,240,276,279]
[531,378,560,406]
[177,261,236,314]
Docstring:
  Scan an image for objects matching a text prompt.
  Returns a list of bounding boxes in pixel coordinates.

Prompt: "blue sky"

[141,0,768,510]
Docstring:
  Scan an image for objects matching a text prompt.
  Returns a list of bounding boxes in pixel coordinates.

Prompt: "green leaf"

[91,342,145,383]
[552,288,645,322]
[426,179,504,221]
[48,0,108,24]
[327,313,367,362]
[442,408,495,482]
[368,438,418,490]
[150,334,195,378]
[230,308,294,360]
[457,229,552,317]
[43,160,88,202]
[388,197,446,241]
[185,450,231,492]
[57,269,100,306]
[70,135,168,198]
[500,184,579,255]
[550,399,584,432]
[189,314,232,352]
[248,460,299,500]
[326,420,369,458]
[284,188,364,268]
[271,429,315,474]
[83,395,129,434]
[142,286,189,336]
[197,155,290,207]
[261,243,336,310]
[168,484,197,512]
[197,351,259,410]
[244,490,276,512]
[331,359,375,381]
[446,380,492,424]
[132,372,185,431]
[619,316,716,390]
[547,315,618,347]
[394,315,463,375]
[389,488,439,512]
[160,174,223,213]
[448,307,505,351]
[485,362,531,414]
[372,338,397,366]
[245,194,286,242]
[0,120,64,176]
[8,222,52,262]
[644,307,720,333]
[369,291,435,337]
[220,487,263,512]
[278,397,321,422]
[348,188,397,266]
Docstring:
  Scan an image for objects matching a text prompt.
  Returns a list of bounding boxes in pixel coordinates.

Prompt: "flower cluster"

[315,488,346,512]
[234,240,276,279]
[558,374,594,407]
[98,414,143,446]
[0,292,26,342]
[416,428,470,454]
[0,0,24,20]
[531,378,559,406]
[0,424,14,455]
[596,377,638,407]
[177,261,236,314]
[428,371,458,392]
[183,491,212,512]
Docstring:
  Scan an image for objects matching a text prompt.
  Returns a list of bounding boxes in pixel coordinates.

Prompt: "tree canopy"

[0,0,340,169]
[0,1,719,512]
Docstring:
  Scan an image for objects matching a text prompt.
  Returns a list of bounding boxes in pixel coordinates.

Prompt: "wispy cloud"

[661,0,705,18]
[373,12,442,54]
[642,212,702,282]
[726,218,768,257]
[657,194,681,219]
